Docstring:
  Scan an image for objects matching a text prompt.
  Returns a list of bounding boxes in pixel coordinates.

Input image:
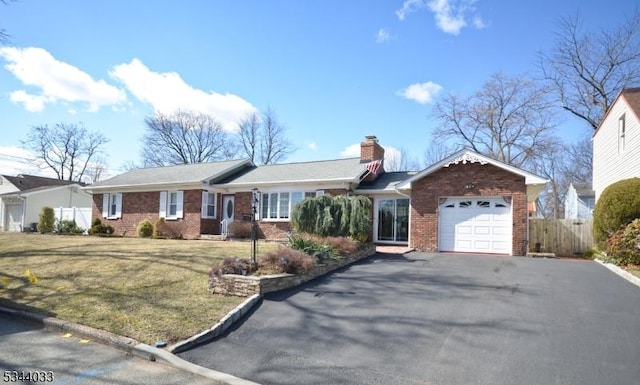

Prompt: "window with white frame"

[260,190,321,220]
[102,193,122,219]
[619,114,626,153]
[159,190,184,220]
[201,192,216,218]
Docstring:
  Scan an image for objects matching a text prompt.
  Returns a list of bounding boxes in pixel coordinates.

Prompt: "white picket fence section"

[55,207,92,232]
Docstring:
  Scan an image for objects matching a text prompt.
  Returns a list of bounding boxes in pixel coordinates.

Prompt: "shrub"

[56,219,85,234]
[228,221,253,239]
[324,236,359,255]
[37,206,56,234]
[593,178,640,248]
[136,219,154,238]
[258,247,316,275]
[604,218,640,265]
[290,195,372,239]
[89,218,114,235]
[153,217,166,238]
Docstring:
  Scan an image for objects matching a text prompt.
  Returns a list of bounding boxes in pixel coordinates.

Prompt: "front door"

[222,196,235,224]
[376,198,409,243]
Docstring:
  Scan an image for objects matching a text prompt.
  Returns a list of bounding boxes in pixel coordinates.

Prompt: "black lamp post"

[251,187,260,270]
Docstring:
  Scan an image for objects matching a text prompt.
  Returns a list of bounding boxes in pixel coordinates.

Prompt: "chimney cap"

[364,135,378,142]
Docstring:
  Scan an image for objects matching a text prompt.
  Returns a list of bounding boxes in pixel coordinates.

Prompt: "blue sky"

[0,0,637,179]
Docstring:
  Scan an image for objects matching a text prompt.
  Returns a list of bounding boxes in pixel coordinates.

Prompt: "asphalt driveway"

[178,252,640,385]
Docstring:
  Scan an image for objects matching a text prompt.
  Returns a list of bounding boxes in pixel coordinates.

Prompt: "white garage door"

[439,197,512,254]
[5,204,24,232]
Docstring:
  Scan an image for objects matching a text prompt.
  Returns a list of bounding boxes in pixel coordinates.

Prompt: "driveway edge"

[168,293,262,354]
[595,259,640,288]
[0,305,260,385]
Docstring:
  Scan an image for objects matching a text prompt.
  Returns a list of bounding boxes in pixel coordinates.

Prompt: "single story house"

[85,135,548,255]
[564,182,595,220]
[593,87,640,200]
[0,174,91,232]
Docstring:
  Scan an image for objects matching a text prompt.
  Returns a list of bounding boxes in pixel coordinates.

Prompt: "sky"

[0,0,638,180]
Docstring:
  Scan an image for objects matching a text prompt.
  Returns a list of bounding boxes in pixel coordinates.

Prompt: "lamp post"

[251,187,260,271]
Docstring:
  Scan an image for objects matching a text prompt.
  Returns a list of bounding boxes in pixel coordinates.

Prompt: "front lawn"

[0,233,278,344]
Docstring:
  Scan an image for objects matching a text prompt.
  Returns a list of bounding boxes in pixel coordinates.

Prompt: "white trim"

[396,149,549,191]
[201,191,217,219]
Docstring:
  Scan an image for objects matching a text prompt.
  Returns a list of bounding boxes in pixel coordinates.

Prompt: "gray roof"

[572,182,595,197]
[356,171,417,192]
[89,159,251,189]
[219,158,368,186]
[2,174,76,192]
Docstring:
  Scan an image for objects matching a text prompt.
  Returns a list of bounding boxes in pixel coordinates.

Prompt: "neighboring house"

[85,135,548,255]
[593,87,640,200]
[564,182,595,220]
[0,174,91,232]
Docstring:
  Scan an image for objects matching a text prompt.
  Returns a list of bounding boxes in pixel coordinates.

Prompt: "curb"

[595,259,640,288]
[0,305,261,385]
[168,294,262,353]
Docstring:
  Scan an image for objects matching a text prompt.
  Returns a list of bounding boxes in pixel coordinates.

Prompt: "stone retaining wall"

[209,243,376,296]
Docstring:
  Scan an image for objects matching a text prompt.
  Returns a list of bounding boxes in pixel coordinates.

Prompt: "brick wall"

[409,162,528,255]
[92,190,218,239]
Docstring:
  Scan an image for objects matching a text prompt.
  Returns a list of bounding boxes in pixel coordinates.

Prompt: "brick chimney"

[360,135,385,163]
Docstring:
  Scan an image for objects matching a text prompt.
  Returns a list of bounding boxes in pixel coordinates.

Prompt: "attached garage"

[392,149,549,256]
[438,197,512,254]
[4,203,24,232]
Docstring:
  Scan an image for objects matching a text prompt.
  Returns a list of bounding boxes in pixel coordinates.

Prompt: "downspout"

[18,195,26,232]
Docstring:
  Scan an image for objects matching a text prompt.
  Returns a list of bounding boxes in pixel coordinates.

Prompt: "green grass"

[0,233,279,344]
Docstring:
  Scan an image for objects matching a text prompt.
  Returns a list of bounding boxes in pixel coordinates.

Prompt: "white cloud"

[340,143,360,158]
[308,142,318,151]
[376,28,391,43]
[0,47,127,112]
[383,145,401,165]
[110,59,257,133]
[396,0,486,35]
[398,81,443,105]
[396,0,428,21]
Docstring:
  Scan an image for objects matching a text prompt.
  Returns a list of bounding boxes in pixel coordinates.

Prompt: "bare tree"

[423,140,459,166]
[236,107,295,165]
[22,123,108,182]
[384,147,421,172]
[84,157,107,184]
[0,0,15,45]
[540,11,640,130]
[141,110,238,167]
[431,72,559,169]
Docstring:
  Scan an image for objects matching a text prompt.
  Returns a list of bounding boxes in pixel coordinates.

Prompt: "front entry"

[222,196,235,224]
[376,198,409,243]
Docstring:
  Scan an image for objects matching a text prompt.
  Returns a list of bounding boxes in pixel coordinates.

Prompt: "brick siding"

[409,162,528,255]
[92,189,219,239]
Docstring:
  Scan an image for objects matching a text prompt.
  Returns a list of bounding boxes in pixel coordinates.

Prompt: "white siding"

[23,186,92,227]
[0,176,20,231]
[593,99,640,200]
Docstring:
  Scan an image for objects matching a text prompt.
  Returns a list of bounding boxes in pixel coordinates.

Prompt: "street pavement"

[178,252,640,385]
[0,314,221,385]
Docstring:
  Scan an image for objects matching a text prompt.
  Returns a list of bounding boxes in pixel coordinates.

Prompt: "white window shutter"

[115,193,122,218]
[159,191,167,218]
[201,191,208,218]
[102,193,109,218]
[176,191,184,219]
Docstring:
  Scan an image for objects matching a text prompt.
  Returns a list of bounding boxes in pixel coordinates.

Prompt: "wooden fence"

[528,219,593,257]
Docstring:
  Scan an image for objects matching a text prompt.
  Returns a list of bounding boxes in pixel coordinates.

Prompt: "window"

[160,190,183,220]
[261,190,318,220]
[477,200,490,208]
[459,201,472,208]
[201,192,216,218]
[102,193,122,219]
[619,114,626,153]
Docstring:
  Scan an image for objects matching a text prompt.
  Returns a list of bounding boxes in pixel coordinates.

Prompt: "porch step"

[525,252,556,258]
[200,234,226,241]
